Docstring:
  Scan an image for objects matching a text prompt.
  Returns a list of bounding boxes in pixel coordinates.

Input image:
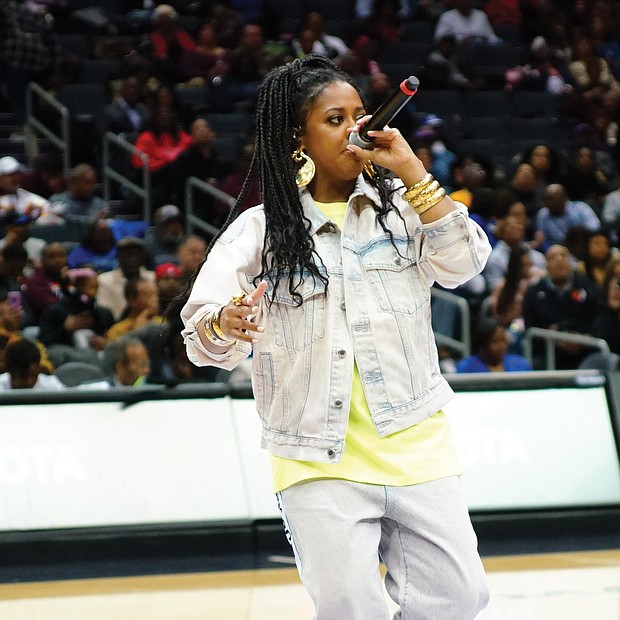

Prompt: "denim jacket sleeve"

[180,206,265,370]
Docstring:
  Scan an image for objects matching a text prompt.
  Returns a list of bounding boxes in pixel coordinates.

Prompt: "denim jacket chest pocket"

[360,239,429,314]
[268,276,327,352]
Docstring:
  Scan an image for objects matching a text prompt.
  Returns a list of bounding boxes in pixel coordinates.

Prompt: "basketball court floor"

[0,548,618,619]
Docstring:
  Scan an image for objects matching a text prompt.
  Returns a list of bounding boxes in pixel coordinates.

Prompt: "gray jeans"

[277,476,489,620]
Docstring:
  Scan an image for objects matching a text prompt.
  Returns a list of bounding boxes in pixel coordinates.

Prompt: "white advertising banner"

[0,385,619,531]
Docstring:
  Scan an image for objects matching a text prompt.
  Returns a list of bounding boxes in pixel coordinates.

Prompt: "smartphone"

[6,291,22,311]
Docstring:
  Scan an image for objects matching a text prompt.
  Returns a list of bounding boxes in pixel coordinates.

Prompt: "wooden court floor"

[0,549,618,619]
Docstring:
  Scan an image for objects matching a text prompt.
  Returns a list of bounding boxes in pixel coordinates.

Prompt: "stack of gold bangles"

[202,293,247,348]
[403,173,446,215]
[203,307,236,347]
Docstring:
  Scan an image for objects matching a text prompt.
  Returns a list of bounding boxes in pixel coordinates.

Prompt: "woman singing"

[180,54,490,619]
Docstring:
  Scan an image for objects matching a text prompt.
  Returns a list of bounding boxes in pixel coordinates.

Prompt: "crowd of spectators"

[0,0,620,388]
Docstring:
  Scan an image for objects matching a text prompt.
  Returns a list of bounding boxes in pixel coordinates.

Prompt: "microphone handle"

[350,76,419,149]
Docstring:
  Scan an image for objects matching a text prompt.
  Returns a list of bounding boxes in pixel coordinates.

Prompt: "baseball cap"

[155,262,182,280]
[0,156,25,176]
[153,204,182,226]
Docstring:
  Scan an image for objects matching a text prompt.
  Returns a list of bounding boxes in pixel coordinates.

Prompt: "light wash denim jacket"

[182,176,491,463]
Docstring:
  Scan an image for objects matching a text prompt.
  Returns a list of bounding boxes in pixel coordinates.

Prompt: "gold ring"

[231,293,246,307]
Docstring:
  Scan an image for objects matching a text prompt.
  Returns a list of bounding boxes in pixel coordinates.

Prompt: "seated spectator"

[0,212,46,268]
[487,244,545,354]
[106,277,162,343]
[362,0,407,44]
[0,157,54,224]
[516,143,564,196]
[143,204,185,266]
[39,268,114,365]
[100,75,151,144]
[425,35,484,90]
[155,262,183,315]
[97,237,155,321]
[568,33,620,124]
[561,146,610,212]
[535,184,601,248]
[172,117,235,217]
[434,0,500,45]
[224,24,284,111]
[483,207,546,291]
[0,339,64,391]
[504,36,573,94]
[21,242,68,326]
[149,4,195,83]
[132,107,193,207]
[180,20,230,85]
[67,219,117,272]
[510,163,544,235]
[522,244,602,369]
[456,318,532,373]
[591,257,620,354]
[449,162,489,209]
[0,243,28,299]
[483,0,521,26]
[177,234,207,286]
[108,338,152,387]
[48,164,110,236]
[575,229,617,288]
[20,152,67,199]
[302,11,349,62]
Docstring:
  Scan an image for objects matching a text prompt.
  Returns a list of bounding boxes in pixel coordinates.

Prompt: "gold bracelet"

[413,187,446,215]
[410,179,441,201]
[203,311,236,347]
[212,306,234,343]
[403,173,433,201]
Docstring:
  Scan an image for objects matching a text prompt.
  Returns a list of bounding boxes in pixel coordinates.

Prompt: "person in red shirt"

[132,107,193,206]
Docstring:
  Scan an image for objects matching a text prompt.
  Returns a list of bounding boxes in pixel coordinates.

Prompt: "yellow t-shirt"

[270,200,461,492]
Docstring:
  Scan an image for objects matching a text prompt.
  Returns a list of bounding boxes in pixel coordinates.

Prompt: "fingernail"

[257,326,265,332]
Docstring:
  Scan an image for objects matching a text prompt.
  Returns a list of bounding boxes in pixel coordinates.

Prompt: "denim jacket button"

[327,449,336,458]
[393,256,401,265]
[338,349,346,357]
[340,301,346,311]
[334,399,343,407]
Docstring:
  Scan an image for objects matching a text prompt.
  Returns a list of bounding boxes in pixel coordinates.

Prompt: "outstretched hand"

[219,281,268,344]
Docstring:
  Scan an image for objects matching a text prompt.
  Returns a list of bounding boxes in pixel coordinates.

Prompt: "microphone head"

[348,130,374,149]
[402,76,420,94]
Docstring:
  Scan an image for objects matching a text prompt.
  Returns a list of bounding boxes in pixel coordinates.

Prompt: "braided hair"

[178,54,402,312]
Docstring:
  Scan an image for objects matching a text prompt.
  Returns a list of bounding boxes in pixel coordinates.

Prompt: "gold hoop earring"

[292,147,315,187]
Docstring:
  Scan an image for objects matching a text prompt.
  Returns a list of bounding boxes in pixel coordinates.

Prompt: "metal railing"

[102,131,152,223]
[523,327,610,370]
[185,176,235,237]
[25,81,70,173]
[431,287,471,358]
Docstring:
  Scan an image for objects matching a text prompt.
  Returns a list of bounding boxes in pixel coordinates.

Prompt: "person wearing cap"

[0,156,54,224]
[48,164,110,236]
[144,204,185,266]
[97,237,155,321]
[154,262,182,315]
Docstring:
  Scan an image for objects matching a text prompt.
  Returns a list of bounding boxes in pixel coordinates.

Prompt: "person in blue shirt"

[457,317,532,373]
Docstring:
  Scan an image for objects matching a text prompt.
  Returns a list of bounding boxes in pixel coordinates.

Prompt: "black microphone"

[349,76,419,149]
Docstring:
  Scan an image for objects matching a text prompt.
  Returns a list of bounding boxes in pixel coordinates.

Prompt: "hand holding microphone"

[349,76,419,149]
